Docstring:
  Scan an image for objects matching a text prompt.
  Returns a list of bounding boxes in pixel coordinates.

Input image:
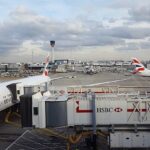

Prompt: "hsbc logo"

[97,107,123,113]
[114,107,123,112]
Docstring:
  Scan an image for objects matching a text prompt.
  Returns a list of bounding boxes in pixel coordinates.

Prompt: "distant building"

[27,59,72,71]
[54,59,69,65]
[28,63,44,70]
[0,63,21,73]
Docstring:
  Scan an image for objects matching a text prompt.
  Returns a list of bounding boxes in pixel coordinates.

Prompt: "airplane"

[131,57,150,77]
[0,54,74,112]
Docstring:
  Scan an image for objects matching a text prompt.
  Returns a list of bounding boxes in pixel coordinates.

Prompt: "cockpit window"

[136,64,142,67]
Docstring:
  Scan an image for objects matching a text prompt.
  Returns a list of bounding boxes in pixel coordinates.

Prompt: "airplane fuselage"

[136,68,150,77]
[0,86,13,111]
[0,75,51,112]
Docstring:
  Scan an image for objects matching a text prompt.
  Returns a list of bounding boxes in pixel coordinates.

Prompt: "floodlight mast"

[50,41,55,63]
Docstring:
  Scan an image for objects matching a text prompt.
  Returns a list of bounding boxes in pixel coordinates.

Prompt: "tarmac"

[50,72,150,86]
[0,71,150,150]
[0,124,90,150]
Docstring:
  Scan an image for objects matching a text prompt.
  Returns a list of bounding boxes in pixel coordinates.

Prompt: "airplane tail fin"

[131,57,141,65]
[131,57,145,74]
[42,53,50,76]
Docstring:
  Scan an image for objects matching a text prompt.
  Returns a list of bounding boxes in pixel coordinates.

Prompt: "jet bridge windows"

[24,87,34,95]
[24,86,40,95]
[24,83,47,95]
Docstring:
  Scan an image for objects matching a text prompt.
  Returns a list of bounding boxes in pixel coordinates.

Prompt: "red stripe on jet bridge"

[127,109,147,112]
[76,107,93,113]
[76,101,92,113]
[68,91,112,94]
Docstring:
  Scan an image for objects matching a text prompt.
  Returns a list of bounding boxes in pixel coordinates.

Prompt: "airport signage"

[97,107,123,113]
[76,101,123,113]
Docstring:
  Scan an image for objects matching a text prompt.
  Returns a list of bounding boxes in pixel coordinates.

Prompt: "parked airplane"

[0,54,73,112]
[131,57,150,77]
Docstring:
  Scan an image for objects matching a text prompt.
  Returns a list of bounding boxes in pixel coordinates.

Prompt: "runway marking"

[84,78,131,86]
[69,77,131,87]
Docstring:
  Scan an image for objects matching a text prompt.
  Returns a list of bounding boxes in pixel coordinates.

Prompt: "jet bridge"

[30,86,150,128]
[22,86,150,149]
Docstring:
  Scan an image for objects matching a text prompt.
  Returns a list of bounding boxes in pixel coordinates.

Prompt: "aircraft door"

[7,83,17,103]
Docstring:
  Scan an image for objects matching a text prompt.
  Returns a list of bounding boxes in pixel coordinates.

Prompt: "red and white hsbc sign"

[75,100,148,113]
[67,99,150,126]
[76,101,123,113]
[97,107,123,113]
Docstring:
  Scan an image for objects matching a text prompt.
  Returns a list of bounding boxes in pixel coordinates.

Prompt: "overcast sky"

[0,0,150,62]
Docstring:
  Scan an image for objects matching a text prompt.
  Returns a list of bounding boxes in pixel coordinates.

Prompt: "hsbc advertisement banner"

[95,99,127,124]
[67,98,150,126]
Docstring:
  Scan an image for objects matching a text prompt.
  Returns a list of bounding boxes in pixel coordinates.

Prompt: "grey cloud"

[108,18,117,23]
[9,6,37,20]
[108,0,150,10]
[1,6,150,57]
[116,43,140,51]
[107,0,150,23]
[117,41,150,51]
[0,7,125,53]
[108,27,150,39]
[108,0,134,9]
[128,6,150,22]
[140,42,150,49]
